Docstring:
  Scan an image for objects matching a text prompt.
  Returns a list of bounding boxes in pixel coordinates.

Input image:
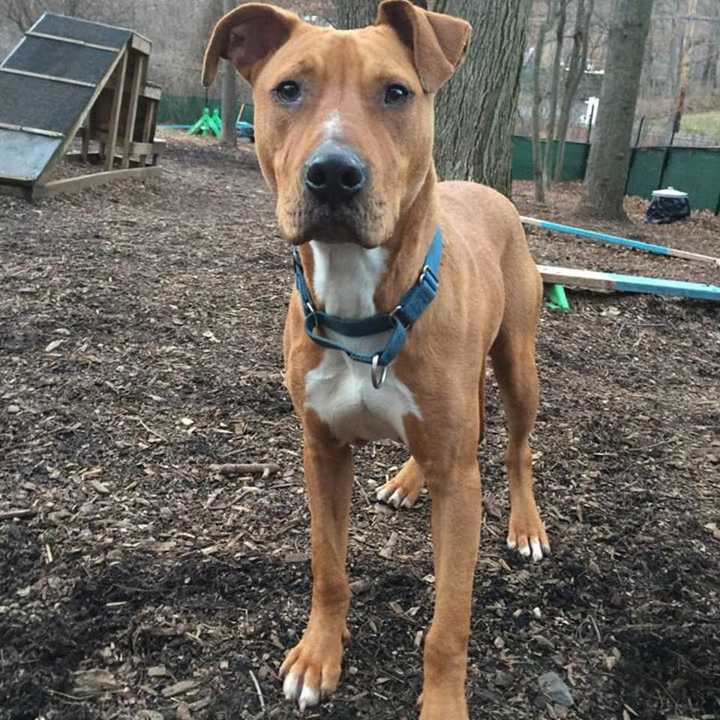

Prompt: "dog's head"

[203,1,470,248]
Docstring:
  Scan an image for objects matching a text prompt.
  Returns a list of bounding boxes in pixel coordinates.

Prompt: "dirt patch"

[1,134,719,720]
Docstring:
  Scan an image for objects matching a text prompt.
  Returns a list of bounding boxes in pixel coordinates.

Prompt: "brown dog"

[204,2,549,717]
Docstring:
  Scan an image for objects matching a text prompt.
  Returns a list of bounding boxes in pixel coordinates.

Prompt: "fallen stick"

[0,508,37,520]
[522,216,720,267]
[248,669,266,713]
[210,462,280,478]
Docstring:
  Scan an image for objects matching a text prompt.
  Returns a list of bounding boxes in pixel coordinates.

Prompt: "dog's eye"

[384,83,411,106]
[274,80,302,104]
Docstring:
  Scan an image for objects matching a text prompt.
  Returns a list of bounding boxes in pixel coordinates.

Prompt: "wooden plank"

[104,49,128,171]
[538,264,720,302]
[26,31,118,53]
[523,216,720,267]
[130,34,152,56]
[91,131,161,158]
[33,165,162,199]
[81,113,91,162]
[141,83,162,101]
[139,100,157,166]
[122,54,145,169]
[538,265,616,293]
[35,13,131,50]
[0,66,95,88]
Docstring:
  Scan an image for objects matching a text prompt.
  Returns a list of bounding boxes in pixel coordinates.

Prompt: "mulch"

[1,133,719,720]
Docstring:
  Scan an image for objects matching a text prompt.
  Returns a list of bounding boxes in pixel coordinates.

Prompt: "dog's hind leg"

[376,457,425,509]
[490,283,550,561]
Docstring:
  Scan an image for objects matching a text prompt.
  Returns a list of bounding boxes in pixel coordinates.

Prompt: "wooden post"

[581,104,595,179]
[221,0,238,147]
[122,53,146,169]
[624,115,645,195]
[105,49,128,171]
[138,100,157,166]
[81,112,91,162]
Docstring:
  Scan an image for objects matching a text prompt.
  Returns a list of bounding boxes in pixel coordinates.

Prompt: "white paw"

[375,484,416,509]
[507,536,550,562]
[283,672,321,710]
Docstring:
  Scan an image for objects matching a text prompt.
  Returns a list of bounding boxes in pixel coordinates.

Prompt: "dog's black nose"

[303,143,368,205]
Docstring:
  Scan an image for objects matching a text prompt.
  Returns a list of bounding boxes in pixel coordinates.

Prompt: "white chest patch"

[304,242,422,444]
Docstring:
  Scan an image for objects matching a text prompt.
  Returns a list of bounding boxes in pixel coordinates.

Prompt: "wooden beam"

[122,54,145,169]
[538,264,720,302]
[0,66,95,88]
[32,165,162,199]
[81,114,91,162]
[130,34,152,56]
[522,216,720,267]
[104,49,128,171]
[26,31,117,53]
[141,84,162,101]
[139,100,158,166]
[84,131,162,158]
[538,265,615,293]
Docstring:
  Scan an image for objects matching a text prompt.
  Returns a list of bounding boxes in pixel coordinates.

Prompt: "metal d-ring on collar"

[292,226,443,389]
[371,354,389,389]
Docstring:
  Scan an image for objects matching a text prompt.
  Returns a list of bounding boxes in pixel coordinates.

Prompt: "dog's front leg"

[419,454,482,720]
[280,425,353,710]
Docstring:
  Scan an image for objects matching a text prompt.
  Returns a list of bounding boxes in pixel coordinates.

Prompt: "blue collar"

[292,226,442,388]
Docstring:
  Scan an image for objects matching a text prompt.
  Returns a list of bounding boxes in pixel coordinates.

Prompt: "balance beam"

[538,265,720,303]
[523,216,720,267]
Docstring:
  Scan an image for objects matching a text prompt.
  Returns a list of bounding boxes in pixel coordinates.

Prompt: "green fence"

[626,146,720,213]
[511,136,589,182]
[512,135,720,212]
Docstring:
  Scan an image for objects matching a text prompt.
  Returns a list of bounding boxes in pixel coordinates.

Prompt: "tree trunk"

[433,0,532,196]
[220,0,237,146]
[531,0,555,204]
[554,0,594,182]
[334,0,426,29]
[334,0,378,29]
[673,0,697,136]
[542,0,567,191]
[577,0,654,221]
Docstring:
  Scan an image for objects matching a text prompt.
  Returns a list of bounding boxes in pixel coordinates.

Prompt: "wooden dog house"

[0,13,163,200]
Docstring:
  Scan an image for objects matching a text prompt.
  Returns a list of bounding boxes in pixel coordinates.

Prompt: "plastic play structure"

[169,102,254,141]
[0,13,163,200]
[188,106,221,138]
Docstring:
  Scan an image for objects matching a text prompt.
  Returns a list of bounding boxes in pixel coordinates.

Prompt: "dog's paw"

[376,462,424,509]
[507,500,550,562]
[280,626,346,710]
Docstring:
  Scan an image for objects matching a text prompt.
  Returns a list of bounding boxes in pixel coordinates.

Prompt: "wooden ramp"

[539,265,720,302]
[0,13,162,199]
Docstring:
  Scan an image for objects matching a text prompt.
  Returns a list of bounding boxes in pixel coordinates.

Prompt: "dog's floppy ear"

[203,3,300,87]
[376,0,471,93]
